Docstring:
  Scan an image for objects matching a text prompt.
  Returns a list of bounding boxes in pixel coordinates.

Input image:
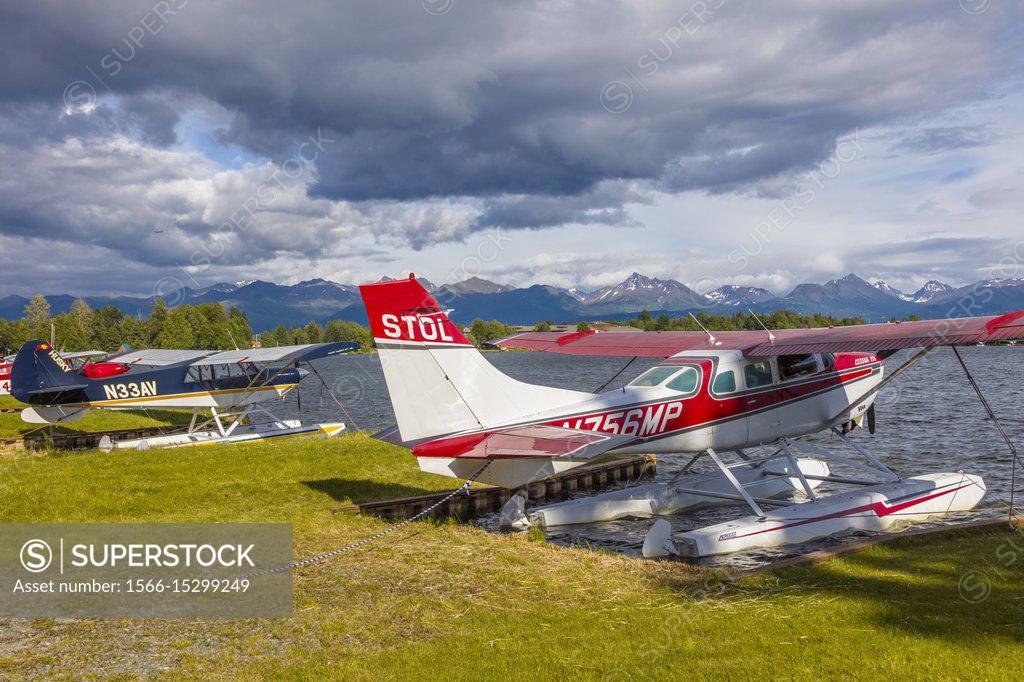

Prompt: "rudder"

[359,276,591,442]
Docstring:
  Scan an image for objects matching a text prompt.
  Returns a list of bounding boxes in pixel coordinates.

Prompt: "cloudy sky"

[1,0,1022,298]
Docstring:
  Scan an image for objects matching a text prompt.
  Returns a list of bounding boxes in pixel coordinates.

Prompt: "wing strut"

[826,346,933,425]
[952,346,1021,521]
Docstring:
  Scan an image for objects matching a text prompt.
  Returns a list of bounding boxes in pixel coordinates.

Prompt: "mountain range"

[2,272,1022,332]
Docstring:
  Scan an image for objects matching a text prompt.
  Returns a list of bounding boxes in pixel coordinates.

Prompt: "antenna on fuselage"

[747,309,776,344]
[688,313,717,346]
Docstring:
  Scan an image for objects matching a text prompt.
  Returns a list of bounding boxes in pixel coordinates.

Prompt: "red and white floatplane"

[360,276,1024,558]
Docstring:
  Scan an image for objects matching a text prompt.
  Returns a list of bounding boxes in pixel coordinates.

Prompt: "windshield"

[628,366,681,387]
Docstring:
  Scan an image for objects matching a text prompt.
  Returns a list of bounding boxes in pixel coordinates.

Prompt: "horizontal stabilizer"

[372,424,406,446]
[26,383,88,395]
[413,424,635,461]
[21,405,90,424]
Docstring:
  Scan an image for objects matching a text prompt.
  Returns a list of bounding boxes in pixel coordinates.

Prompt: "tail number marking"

[103,381,158,400]
[381,313,454,342]
[562,401,684,437]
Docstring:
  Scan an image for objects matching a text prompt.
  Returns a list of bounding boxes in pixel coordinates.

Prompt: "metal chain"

[241,459,492,579]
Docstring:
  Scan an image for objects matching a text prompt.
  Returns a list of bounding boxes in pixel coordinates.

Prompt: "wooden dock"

[339,455,657,522]
[20,426,183,451]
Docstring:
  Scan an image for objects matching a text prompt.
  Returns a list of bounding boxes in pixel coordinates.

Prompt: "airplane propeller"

[867,403,876,435]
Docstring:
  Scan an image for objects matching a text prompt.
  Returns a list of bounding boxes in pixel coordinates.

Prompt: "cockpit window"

[778,354,819,381]
[628,366,680,387]
[744,360,774,389]
[712,369,736,394]
[665,366,699,394]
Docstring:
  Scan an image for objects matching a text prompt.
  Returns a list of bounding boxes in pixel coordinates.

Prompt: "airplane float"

[9,340,358,449]
[360,275,1024,558]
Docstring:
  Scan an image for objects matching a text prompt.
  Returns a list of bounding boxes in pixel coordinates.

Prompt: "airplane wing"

[491,311,1024,358]
[105,349,215,366]
[59,350,108,361]
[188,342,359,366]
[411,424,635,461]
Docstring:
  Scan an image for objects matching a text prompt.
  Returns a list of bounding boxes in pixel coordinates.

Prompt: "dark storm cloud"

[473,182,648,231]
[0,0,1018,281]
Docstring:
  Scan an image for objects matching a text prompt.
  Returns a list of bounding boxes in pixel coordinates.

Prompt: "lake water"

[281,347,1024,568]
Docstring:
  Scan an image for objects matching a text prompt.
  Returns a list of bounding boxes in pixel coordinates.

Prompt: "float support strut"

[707,448,765,519]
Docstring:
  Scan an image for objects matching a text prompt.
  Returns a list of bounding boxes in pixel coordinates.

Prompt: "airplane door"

[741,359,781,445]
[708,366,748,450]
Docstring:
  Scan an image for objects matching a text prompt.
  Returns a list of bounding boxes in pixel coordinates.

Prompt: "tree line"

[1,293,897,357]
[0,295,257,354]
[621,309,868,332]
[259,318,517,350]
[0,295,517,354]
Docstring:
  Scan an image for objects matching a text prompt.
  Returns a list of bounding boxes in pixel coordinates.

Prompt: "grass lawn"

[0,395,25,410]
[0,409,196,440]
[0,395,198,440]
[1,433,1022,679]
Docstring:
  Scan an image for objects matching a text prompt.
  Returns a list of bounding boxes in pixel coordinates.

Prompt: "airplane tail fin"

[10,341,87,405]
[359,276,591,442]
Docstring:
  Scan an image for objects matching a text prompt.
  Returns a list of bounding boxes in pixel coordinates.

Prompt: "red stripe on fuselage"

[542,361,876,440]
[415,357,880,458]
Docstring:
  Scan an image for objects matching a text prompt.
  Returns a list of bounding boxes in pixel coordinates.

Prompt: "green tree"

[156,308,196,349]
[145,298,169,345]
[119,315,147,349]
[227,307,253,349]
[0,319,20,354]
[469,319,517,347]
[187,303,234,349]
[534,320,552,332]
[71,298,93,340]
[24,295,51,341]
[265,324,289,347]
[323,320,373,350]
[90,306,126,350]
[303,322,323,344]
[52,313,90,351]
[576,321,591,332]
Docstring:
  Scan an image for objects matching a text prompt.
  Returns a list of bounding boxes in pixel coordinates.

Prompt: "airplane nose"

[296,367,310,381]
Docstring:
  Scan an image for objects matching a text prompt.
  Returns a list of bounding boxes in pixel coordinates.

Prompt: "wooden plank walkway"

[19,426,183,451]
[339,455,658,522]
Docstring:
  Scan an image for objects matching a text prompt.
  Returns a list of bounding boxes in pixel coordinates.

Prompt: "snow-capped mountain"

[705,285,776,306]
[910,280,954,303]
[6,271,1024,331]
[295,278,358,294]
[583,272,707,311]
[193,282,242,297]
[565,287,588,302]
[981,277,1024,288]
[436,276,515,296]
[872,280,914,302]
[377,275,437,292]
